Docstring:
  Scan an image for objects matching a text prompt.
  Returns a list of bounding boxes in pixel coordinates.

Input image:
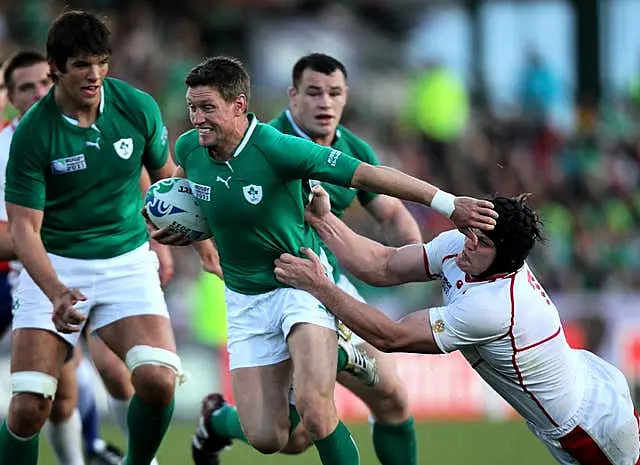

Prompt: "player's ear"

[287,86,297,98]
[48,60,60,80]
[235,94,247,115]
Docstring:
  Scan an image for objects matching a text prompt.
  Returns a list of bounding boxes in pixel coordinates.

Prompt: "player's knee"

[368,377,410,423]
[279,425,313,455]
[9,371,58,436]
[126,345,182,407]
[245,429,289,455]
[295,392,337,439]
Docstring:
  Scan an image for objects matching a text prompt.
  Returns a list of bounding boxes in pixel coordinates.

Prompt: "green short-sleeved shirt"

[6,77,169,259]
[174,113,362,295]
[270,110,381,277]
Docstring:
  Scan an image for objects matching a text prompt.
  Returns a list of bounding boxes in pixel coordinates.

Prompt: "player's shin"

[0,419,39,465]
[208,403,247,443]
[124,394,175,465]
[313,421,360,465]
[372,418,417,465]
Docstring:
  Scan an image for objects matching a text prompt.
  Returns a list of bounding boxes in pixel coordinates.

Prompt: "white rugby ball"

[144,177,212,241]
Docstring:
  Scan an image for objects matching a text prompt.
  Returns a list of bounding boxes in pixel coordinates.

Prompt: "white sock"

[107,396,130,437]
[44,408,85,465]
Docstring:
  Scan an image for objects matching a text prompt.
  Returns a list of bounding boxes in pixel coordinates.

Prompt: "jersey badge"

[431,319,445,333]
[113,138,134,159]
[51,154,87,174]
[243,184,263,205]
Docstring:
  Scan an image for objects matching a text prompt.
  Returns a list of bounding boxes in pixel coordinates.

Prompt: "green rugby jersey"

[6,77,169,259]
[270,110,380,278]
[174,113,362,295]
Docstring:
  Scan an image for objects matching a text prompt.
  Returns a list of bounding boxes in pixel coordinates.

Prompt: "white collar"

[231,113,258,158]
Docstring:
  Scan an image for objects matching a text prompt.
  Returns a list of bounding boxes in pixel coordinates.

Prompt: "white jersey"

[0,119,24,288]
[0,119,18,222]
[424,230,586,431]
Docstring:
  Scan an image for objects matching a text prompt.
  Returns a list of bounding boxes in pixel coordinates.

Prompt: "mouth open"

[315,114,333,124]
[81,85,99,97]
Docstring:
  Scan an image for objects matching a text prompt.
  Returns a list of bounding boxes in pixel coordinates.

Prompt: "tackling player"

[275,187,640,465]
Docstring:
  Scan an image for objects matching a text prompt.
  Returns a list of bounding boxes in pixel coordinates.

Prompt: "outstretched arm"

[274,248,440,354]
[351,163,497,232]
[306,186,429,286]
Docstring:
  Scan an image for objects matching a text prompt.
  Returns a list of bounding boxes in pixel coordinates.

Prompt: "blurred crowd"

[1,0,639,304]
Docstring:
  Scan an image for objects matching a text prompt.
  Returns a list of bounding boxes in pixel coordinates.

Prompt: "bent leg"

[288,322,360,465]
[0,329,70,465]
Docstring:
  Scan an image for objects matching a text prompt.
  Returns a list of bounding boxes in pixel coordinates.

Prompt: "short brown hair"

[185,56,250,107]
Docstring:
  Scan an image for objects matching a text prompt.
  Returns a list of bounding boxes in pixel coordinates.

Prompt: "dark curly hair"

[481,194,544,276]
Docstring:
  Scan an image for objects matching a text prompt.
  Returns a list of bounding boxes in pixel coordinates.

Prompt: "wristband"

[431,190,456,218]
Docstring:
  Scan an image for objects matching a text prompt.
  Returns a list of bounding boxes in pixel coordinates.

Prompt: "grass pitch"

[38,419,555,464]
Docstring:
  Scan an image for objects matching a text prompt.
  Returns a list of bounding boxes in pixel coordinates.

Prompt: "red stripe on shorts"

[559,425,613,465]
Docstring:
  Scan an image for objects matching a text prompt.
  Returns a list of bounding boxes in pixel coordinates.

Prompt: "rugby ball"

[144,177,212,241]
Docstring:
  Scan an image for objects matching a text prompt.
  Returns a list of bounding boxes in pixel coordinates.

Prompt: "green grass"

[38,420,555,465]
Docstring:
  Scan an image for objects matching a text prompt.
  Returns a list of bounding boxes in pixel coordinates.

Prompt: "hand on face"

[274,247,328,291]
[451,197,498,232]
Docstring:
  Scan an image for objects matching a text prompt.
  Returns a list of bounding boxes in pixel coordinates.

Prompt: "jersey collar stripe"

[232,113,258,158]
[60,85,105,126]
[284,109,341,140]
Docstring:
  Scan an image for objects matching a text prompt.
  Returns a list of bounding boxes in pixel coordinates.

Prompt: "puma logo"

[216,176,231,189]
[85,137,100,150]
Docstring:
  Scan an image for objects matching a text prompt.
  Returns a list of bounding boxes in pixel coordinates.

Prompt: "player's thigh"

[278,287,338,402]
[337,342,409,423]
[231,359,293,451]
[86,332,133,399]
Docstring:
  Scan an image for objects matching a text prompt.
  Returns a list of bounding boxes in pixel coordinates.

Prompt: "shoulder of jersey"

[267,112,288,132]
[337,125,373,153]
[175,129,201,155]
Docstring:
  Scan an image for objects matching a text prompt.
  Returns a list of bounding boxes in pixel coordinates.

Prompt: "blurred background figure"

[0,1,639,464]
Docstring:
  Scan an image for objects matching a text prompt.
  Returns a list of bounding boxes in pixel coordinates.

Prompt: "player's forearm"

[10,227,65,301]
[308,213,394,286]
[192,239,223,279]
[310,280,401,353]
[0,223,17,260]
[352,165,455,218]
[378,205,422,246]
